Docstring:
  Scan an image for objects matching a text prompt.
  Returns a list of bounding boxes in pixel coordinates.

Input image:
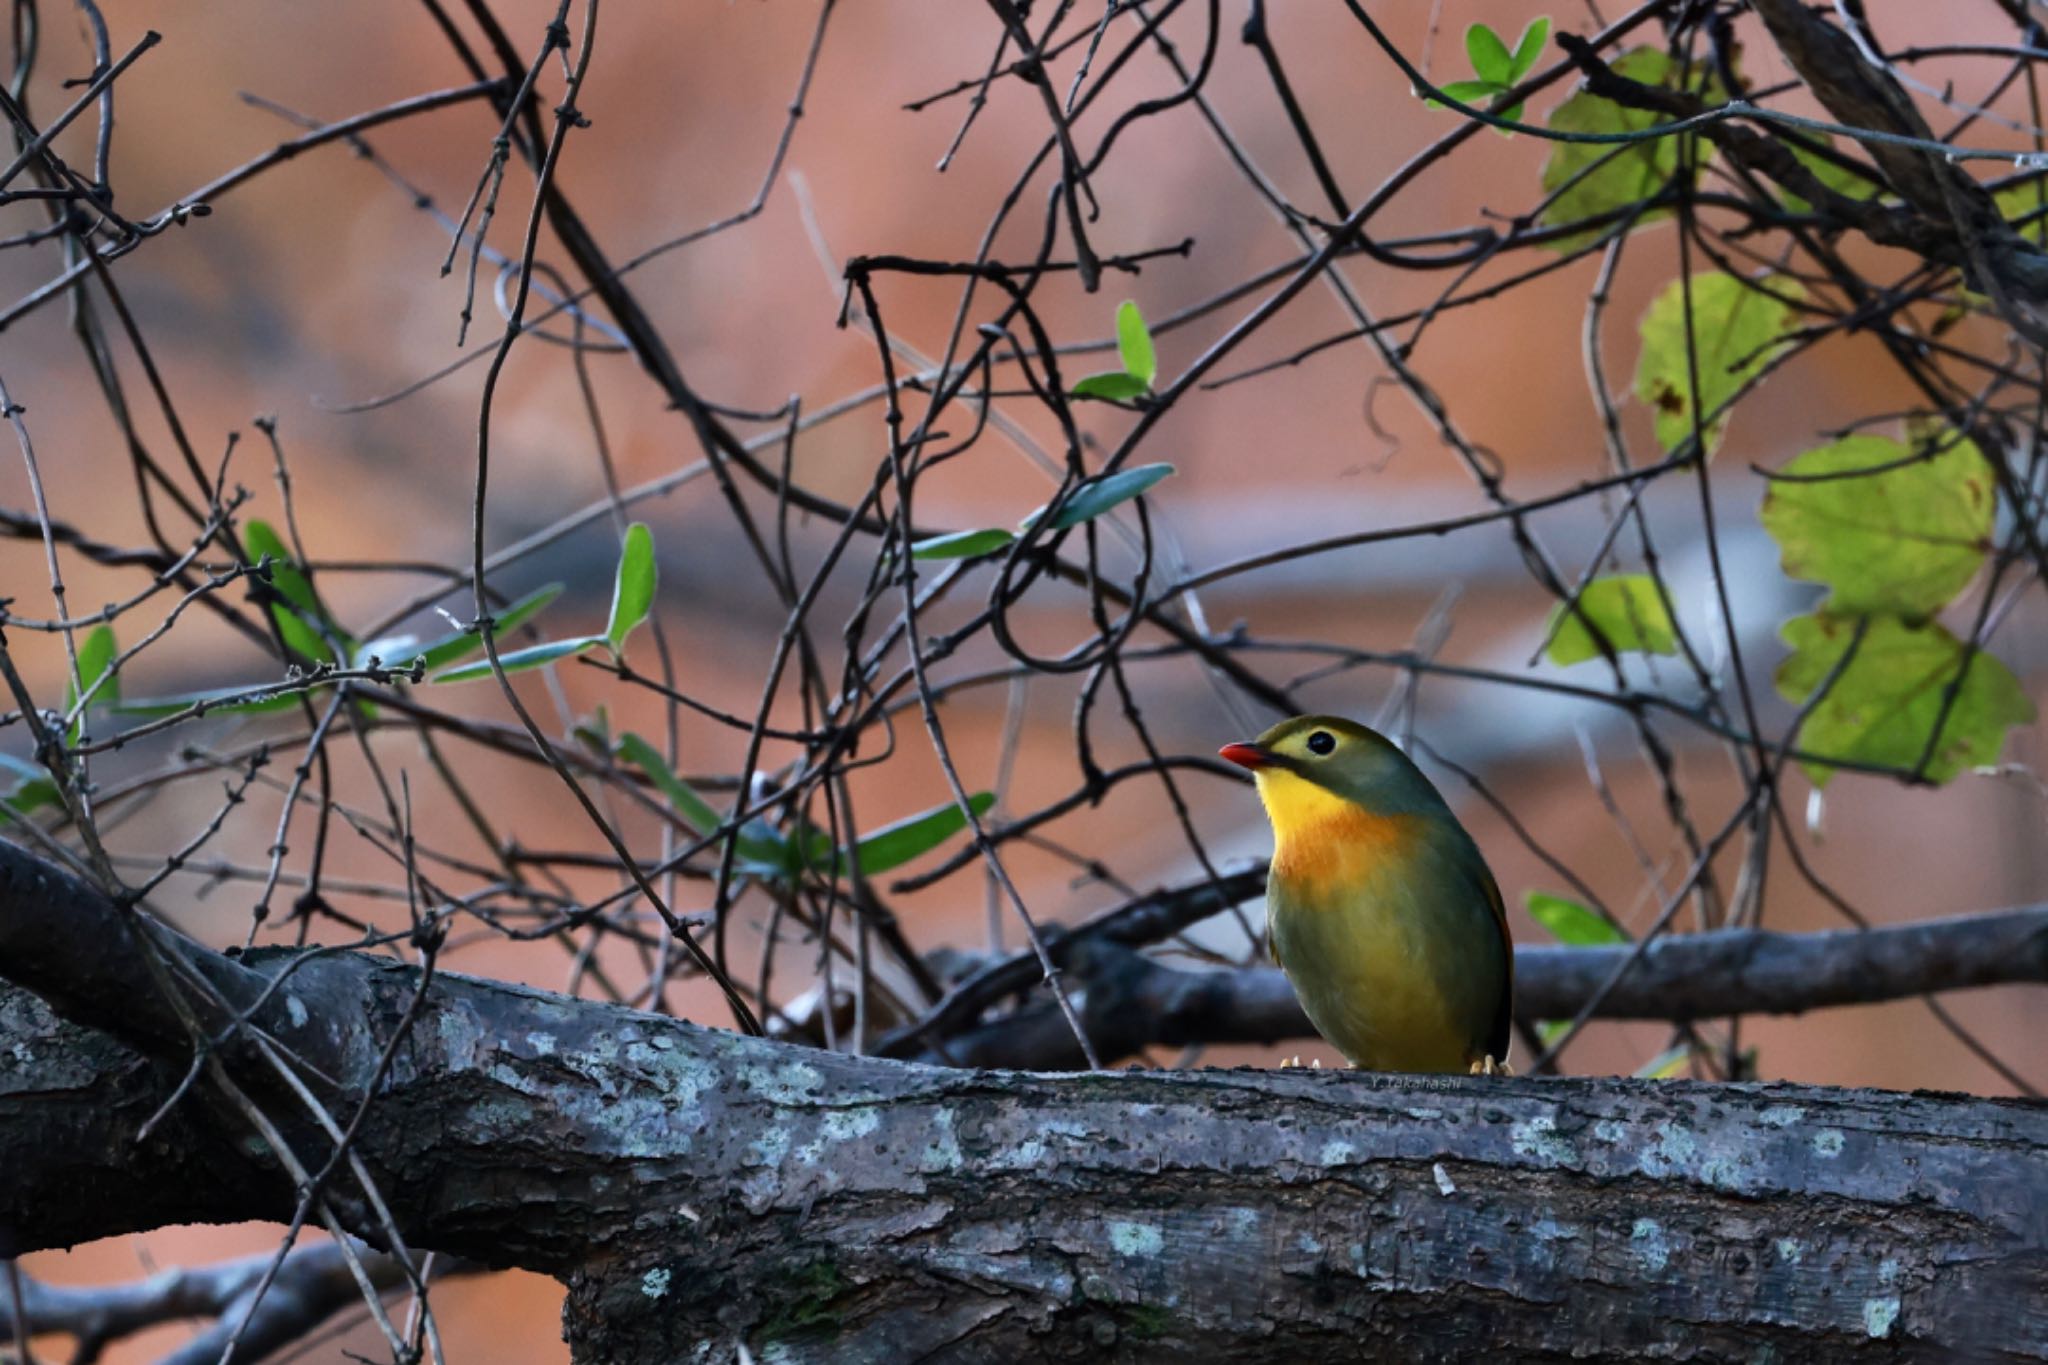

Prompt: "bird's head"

[1219,715,1450,838]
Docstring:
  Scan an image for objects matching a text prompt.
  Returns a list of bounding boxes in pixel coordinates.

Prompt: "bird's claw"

[1278,1055,1322,1070]
[1468,1055,1514,1077]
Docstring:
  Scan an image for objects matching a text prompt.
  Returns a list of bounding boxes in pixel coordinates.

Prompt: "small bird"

[1220,715,1513,1075]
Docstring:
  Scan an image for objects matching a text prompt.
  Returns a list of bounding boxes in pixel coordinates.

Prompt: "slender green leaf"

[1115,300,1156,386]
[1545,574,1678,665]
[244,521,315,615]
[1635,1044,1692,1079]
[782,819,839,876]
[69,625,119,709]
[111,682,308,718]
[1776,612,2034,787]
[851,791,995,876]
[1071,371,1151,401]
[1525,890,1628,946]
[1509,16,1551,78]
[572,704,612,757]
[1634,272,1801,455]
[606,522,658,651]
[63,624,120,743]
[618,731,789,869]
[352,634,419,671]
[1760,430,1992,618]
[362,582,566,672]
[1050,462,1176,530]
[1426,78,1507,110]
[1539,48,1721,252]
[911,529,1016,560]
[0,752,59,814]
[245,520,345,663]
[617,732,725,836]
[431,635,599,683]
[1465,22,1513,84]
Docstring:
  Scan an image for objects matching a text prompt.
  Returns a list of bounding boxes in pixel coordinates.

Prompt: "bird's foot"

[1469,1055,1514,1077]
[1278,1056,1322,1070]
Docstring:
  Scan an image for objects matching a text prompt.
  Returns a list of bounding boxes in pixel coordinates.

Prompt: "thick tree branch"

[921,908,2048,1068]
[873,854,2048,1063]
[1,839,2044,1361]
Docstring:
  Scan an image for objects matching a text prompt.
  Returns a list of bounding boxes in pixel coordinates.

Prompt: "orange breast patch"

[1257,769,1421,897]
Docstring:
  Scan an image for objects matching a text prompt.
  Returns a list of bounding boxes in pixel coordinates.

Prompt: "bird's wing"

[1479,864,1515,1064]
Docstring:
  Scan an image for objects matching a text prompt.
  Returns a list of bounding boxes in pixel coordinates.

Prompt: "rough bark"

[2,843,2045,1362]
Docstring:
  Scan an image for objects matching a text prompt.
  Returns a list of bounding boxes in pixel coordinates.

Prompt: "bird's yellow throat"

[1252,767,1420,892]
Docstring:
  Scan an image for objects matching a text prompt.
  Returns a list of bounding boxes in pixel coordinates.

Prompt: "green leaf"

[1071,371,1151,402]
[244,521,314,614]
[1538,48,1720,253]
[617,732,725,837]
[1778,133,1879,216]
[1509,16,1551,78]
[1426,78,1508,110]
[605,522,658,652]
[1776,612,2035,787]
[1545,574,1678,665]
[111,682,309,718]
[618,731,789,870]
[365,582,565,672]
[1635,1044,1692,1079]
[0,752,59,815]
[911,529,1016,560]
[1634,272,1801,455]
[1115,300,1156,386]
[1760,430,1992,618]
[431,635,600,683]
[245,520,346,663]
[63,624,119,743]
[782,819,840,876]
[1997,177,2048,245]
[1525,890,1628,945]
[1050,462,1176,530]
[851,791,994,876]
[68,625,119,708]
[572,704,612,757]
[1465,22,1513,85]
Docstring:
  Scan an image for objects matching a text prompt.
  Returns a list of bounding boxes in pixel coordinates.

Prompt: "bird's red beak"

[1218,741,1270,771]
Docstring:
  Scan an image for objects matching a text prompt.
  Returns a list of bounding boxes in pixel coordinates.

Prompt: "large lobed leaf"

[1776,612,2034,787]
[1544,574,1678,665]
[1538,48,1720,253]
[1760,430,1992,618]
[1634,272,1801,456]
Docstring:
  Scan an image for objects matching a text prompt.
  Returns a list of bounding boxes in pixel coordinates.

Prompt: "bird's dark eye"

[1306,730,1336,756]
